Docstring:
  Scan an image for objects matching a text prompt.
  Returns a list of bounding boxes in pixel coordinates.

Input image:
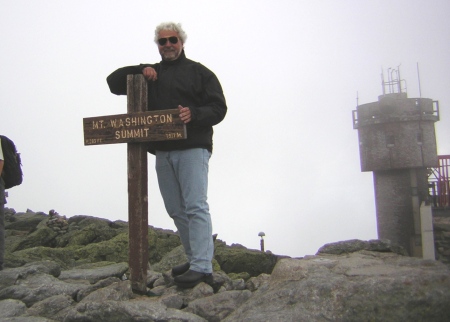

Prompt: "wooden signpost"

[83,110,187,146]
[83,74,186,293]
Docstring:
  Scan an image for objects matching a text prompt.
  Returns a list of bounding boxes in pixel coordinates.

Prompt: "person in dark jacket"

[0,139,5,270]
[107,22,227,288]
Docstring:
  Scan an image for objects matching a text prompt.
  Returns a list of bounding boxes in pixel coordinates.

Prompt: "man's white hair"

[154,22,188,44]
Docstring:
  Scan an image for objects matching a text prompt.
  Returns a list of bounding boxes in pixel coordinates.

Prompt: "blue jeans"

[155,148,213,273]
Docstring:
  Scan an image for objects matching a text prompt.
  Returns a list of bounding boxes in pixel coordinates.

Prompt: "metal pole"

[417,62,422,98]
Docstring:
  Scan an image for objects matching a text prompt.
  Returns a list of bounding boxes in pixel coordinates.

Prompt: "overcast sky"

[1,0,449,257]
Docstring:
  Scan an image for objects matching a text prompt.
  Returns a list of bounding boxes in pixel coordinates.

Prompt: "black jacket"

[106,51,227,154]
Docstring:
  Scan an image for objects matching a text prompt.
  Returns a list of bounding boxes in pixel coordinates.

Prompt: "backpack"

[0,135,23,189]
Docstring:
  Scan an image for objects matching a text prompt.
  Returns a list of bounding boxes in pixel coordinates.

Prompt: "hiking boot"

[174,269,213,289]
[171,262,190,277]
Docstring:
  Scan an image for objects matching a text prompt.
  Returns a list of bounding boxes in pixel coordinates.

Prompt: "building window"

[386,134,395,147]
[417,131,423,145]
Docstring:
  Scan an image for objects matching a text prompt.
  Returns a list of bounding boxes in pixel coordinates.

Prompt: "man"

[0,138,5,271]
[107,22,227,288]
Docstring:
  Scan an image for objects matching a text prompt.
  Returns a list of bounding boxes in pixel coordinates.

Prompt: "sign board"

[83,108,187,145]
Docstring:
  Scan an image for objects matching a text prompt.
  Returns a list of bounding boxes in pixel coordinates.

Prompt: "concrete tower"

[352,68,440,256]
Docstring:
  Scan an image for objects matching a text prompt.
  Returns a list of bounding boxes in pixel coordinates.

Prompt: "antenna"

[397,64,402,93]
[417,62,422,98]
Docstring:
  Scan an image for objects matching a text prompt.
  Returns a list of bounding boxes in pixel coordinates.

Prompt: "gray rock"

[150,284,169,296]
[146,270,164,287]
[25,294,74,321]
[0,273,87,307]
[152,276,166,287]
[245,273,270,292]
[12,225,58,252]
[56,215,121,247]
[214,241,280,277]
[227,271,250,281]
[64,299,207,322]
[58,262,128,284]
[224,251,450,321]
[317,238,408,255]
[185,290,252,322]
[78,280,134,303]
[1,317,57,321]
[230,278,245,290]
[75,276,121,301]
[150,244,187,272]
[159,293,184,309]
[5,212,48,232]
[209,271,233,292]
[0,299,27,318]
[185,282,214,303]
[148,227,184,264]
[0,261,60,289]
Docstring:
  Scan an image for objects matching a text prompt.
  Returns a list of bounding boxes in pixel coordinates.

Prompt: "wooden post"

[127,74,148,293]
[82,74,186,294]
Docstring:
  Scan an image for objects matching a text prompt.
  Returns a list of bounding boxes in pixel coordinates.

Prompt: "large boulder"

[25,294,75,321]
[5,209,47,232]
[0,260,61,289]
[12,225,59,252]
[147,226,183,263]
[54,215,125,247]
[214,240,280,277]
[317,238,408,255]
[0,299,27,319]
[71,232,130,265]
[58,262,128,284]
[64,296,206,322]
[0,272,88,307]
[224,248,450,321]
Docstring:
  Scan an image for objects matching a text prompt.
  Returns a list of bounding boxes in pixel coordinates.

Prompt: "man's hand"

[142,67,157,81]
[178,105,191,124]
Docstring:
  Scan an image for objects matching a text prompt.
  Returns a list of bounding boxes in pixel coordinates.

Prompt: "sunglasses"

[158,36,179,46]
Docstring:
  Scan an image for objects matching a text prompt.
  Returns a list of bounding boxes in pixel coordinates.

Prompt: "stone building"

[353,68,449,260]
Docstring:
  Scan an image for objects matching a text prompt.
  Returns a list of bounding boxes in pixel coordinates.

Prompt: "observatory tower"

[352,68,440,256]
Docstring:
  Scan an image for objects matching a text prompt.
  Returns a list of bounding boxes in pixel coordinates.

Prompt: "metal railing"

[428,155,450,208]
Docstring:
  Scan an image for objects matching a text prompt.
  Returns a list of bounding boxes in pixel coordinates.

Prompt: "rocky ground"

[1,208,450,321]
